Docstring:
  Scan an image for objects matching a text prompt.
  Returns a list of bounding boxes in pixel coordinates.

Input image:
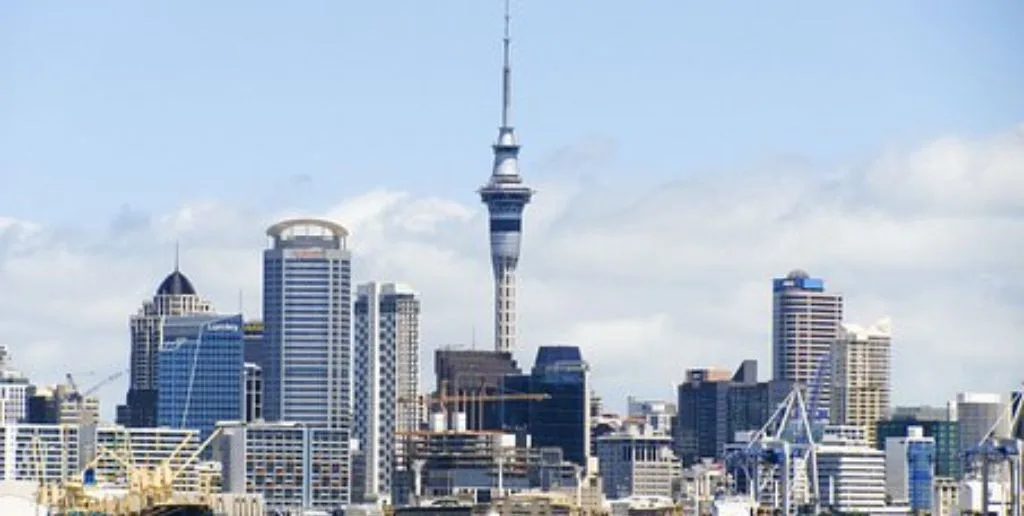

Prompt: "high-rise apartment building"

[352,282,421,504]
[156,314,245,439]
[215,421,349,512]
[771,269,843,413]
[831,318,892,445]
[479,1,533,354]
[119,262,213,427]
[262,218,352,428]
[0,424,79,482]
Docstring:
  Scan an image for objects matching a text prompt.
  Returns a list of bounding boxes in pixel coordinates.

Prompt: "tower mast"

[479,0,533,354]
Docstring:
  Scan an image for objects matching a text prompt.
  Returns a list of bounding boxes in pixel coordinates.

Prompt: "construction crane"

[962,384,1023,516]
[65,368,129,425]
[725,384,819,516]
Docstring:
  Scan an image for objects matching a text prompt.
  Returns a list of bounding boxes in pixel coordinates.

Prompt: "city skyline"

[1,1,1022,414]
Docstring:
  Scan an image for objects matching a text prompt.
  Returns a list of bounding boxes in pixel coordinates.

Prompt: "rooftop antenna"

[173,240,181,272]
[500,0,512,128]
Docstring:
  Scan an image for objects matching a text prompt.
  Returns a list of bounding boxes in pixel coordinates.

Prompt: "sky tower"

[479,0,533,354]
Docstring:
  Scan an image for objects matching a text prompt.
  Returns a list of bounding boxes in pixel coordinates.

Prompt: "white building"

[214,421,349,513]
[832,318,892,445]
[771,270,843,409]
[353,282,421,504]
[0,346,30,425]
[932,476,958,516]
[0,424,79,482]
[596,423,681,500]
[815,425,887,514]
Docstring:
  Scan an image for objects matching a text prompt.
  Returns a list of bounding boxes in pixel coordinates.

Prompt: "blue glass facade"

[906,440,935,511]
[494,346,589,468]
[156,314,244,439]
[877,419,960,478]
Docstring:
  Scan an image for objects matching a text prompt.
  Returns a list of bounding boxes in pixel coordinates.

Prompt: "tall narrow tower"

[479,0,533,354]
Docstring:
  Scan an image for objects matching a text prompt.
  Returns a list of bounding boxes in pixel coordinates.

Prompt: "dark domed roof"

[156,270,197,296]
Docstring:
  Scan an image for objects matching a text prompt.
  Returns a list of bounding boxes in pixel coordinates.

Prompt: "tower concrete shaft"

[479,0,532,354]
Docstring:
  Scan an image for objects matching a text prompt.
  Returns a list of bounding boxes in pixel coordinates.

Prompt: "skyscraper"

[156,314,245,439]
[479,0,533,354]
[771,269,843,414]
[831,318,892,445]
[262,218,352,429]
[352,282,421,504]
[119,260,214,427]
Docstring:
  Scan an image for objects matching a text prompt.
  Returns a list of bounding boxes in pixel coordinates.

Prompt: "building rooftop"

[156,270,197,297]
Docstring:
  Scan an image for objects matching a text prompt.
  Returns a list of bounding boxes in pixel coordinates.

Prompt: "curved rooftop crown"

[156,270,197,296]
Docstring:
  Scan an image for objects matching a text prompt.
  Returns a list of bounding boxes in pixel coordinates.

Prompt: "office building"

[0,424,79,482]
[262,218,352,429]
[215,421,349,512]
[26,382,100,426]
[497,346,591,469]
[626,397,676,436]
[675,360,790,465]
[242,320,263,367]
[244,362,262,423]
[877,410,960,479]
[771,269,843,413]
[0,347,30,425]
[352,282,421,504]
[478,1,533,354]
[119,260,214,427]
[954,392,1009,452]
[156,314,245,439]
[815,426,887,514]
[831,318,892,445]
[596,423,681,500]
[885,426,935,512]
[435,349,521,431]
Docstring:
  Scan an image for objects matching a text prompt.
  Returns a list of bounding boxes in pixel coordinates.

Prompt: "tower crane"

[65,368,129,425]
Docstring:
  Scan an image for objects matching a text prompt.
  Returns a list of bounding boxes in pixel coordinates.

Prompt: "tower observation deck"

[479,0,533,354]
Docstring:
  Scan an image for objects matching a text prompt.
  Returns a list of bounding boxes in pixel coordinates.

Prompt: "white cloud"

[1,125,1023,416]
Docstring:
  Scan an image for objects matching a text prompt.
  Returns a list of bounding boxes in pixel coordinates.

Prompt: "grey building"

[352,282,421,504]
[118,262,213,427]
[676,360,790,465]
[262,218,352,429]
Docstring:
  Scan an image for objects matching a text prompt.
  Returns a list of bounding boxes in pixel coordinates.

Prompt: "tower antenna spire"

[174,240,180,272]
[501,0,512,128]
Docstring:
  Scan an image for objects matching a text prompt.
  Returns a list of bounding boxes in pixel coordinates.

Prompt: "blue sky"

[2,1,1022,225]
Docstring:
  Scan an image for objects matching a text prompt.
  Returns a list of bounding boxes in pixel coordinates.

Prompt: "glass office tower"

[262,219,352,429]
[156,314,245,439]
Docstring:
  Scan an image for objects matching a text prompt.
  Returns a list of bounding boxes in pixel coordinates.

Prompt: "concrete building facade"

[771,269,843,413]
[831,318,892,445]
[352,282,421,503]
